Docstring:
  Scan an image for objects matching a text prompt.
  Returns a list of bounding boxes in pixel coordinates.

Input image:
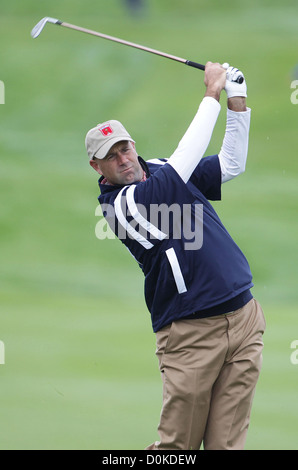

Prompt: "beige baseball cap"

[85,120,135,160]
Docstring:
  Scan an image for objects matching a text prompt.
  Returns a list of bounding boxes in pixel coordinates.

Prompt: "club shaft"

[60,22,205,71]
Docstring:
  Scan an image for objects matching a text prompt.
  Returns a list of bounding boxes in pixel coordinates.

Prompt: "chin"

[122,173,137,184]
[118,169,142,186]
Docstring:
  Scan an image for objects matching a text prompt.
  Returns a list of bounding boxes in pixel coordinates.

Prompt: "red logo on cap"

[99,125,113,137]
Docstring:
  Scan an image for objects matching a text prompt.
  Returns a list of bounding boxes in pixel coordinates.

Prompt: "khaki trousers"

[147,298,265,450]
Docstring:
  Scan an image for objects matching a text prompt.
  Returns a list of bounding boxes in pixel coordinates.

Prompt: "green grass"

[0,0,298,450]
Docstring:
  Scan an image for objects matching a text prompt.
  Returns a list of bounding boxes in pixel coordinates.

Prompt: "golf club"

[31,17,244,83]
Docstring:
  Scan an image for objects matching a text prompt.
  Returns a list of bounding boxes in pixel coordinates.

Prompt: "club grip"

[186,60,244,84]
[185,60,205,71]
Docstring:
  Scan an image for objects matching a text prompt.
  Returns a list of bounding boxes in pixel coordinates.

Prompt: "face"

[90,141,143,185]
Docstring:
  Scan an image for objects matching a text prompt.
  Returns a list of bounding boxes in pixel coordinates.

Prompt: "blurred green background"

[0,0,297,450]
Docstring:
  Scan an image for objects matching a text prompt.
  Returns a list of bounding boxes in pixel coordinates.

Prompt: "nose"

[117,151,129,165]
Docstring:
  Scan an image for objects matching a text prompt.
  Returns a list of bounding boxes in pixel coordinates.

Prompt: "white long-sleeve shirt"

[167,96,251,184]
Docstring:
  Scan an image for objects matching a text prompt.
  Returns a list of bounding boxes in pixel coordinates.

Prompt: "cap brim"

[93,136,135,160]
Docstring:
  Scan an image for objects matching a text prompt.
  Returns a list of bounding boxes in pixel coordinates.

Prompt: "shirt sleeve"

[218,107,251,183]
[167,96,221,183]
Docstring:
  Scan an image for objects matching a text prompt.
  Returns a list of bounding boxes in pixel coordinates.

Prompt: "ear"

[89,159,103,175]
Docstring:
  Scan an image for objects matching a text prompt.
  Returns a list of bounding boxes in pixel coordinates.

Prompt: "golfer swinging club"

[86,62,266,450]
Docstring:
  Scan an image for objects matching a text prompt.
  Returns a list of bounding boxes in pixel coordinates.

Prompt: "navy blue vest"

[98,155,253,332]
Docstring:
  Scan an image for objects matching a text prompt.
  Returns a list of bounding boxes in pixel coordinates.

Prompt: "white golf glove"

[222,63,247,98]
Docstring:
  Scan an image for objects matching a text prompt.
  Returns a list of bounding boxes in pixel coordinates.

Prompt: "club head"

[31,17,60,39]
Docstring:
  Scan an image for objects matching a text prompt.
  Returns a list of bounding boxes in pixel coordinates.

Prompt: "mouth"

[121,167,132,174]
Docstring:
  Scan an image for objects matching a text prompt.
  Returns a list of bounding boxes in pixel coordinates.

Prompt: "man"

[86,62,265,450]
